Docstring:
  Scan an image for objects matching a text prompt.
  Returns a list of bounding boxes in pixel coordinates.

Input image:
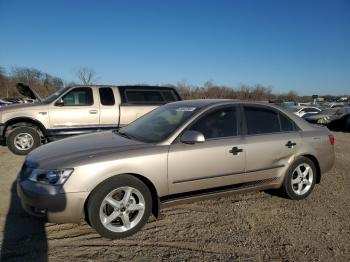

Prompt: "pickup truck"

[0,83,181,155]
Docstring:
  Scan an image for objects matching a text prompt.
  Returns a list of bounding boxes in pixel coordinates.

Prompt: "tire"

[279,157,317,200]
[7,126,41,155]
[87,174,152,239]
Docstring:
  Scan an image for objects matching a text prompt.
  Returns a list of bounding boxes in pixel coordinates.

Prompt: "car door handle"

[89,110,98,114]
[229,147,243,155]
[285,141,296,148]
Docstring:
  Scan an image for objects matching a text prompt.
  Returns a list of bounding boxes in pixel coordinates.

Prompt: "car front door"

[242,105,301,183]
[168,105,246,195]
[48,87,100,130]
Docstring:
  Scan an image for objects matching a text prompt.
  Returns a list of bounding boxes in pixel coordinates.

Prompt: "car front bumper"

[17,178,89,223]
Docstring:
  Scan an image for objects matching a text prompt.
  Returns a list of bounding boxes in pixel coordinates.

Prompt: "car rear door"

[48,87,100,130]
[242,105,301,183]
[168,105,246,195]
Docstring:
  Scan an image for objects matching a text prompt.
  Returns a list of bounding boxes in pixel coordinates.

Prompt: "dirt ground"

[0,132,349,262]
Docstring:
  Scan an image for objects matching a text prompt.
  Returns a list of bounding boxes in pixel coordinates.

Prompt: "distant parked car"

[0,83,181,155]
[329,102,344,108]
[304,107,350,125]
[327,113,350,132]
[291,106,321,117]
[17,100,335,239]
[2,97,22,104]
[0,99,12,108]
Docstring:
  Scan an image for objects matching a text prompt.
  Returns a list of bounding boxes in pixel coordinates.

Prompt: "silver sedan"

[17,100,335,239]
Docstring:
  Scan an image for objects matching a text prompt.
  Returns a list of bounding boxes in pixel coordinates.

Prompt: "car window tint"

[62,87,93,106]
[304,108,318,113]
[244,106,280,135]
[125,90,165,103]
[189,107,237,139]
[280,113,295,132]
[99,87,115,106]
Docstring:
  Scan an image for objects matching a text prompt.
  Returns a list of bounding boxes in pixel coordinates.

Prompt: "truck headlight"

[29,169,74,185]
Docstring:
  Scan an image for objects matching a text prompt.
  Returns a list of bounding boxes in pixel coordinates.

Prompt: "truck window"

[125,90,164,104]
[161,90,177,102]
[62,87,93,106]
[99,87,115,106]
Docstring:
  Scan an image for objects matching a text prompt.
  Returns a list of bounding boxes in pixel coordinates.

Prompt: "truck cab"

[0,84,181,155]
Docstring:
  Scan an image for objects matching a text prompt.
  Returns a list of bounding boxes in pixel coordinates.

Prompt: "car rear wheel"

[87,175,152,239]
[279,157,316,200]
[7,126,41,155]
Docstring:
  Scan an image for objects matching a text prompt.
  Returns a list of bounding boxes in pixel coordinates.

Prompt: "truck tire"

[7,126,41,155]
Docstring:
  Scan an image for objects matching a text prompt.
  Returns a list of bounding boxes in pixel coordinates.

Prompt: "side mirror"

[55,99,64,107]
[180,130,205,144]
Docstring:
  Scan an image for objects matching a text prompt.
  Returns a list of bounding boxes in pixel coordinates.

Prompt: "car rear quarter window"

[244,106,280,135]
[280,113,295,132]
[189,107,237,139]
[99,87,115,106]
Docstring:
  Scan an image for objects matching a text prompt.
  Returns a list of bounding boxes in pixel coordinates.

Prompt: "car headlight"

[28,169,74,185]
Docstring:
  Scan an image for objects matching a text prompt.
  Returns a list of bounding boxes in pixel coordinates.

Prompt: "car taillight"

[329,134,335,145]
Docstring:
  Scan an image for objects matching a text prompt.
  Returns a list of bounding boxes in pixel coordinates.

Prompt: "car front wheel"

[87,175,152,239]
[7,126,41,155]
[280,157,316,200]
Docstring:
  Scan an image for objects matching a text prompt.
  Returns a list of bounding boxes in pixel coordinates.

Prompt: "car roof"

[167,99,285,109]
[70,84,176,90]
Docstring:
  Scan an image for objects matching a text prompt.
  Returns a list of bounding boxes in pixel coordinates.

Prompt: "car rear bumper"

[17,179,89,223]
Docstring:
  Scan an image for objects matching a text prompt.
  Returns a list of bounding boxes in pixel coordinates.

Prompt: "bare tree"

[76,67,97,85]
[0,67,8,97]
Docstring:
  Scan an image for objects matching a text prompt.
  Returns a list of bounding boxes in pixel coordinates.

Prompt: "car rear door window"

[62,87,93,106]
[189,107,237,139]
[244,106,280,135]
[99,87,115,106]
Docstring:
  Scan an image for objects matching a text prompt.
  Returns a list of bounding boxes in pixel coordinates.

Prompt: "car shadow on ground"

[1,181,48,262]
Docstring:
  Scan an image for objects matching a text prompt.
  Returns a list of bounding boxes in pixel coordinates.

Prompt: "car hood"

[16,83,41,101]
[0,102,47,113]
[25,131,152,169]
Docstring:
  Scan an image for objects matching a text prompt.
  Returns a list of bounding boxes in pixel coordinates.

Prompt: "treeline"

[1,66,345,102]
[176,81,299,102]
[0,66,64,98]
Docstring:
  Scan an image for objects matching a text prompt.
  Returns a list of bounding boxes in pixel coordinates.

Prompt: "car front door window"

[189,107,237,139]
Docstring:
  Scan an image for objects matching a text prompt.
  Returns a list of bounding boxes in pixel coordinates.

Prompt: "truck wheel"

[87,175,152,239]
[7,126,41,155]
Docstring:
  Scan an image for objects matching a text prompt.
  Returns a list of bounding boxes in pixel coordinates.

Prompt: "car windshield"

[41,86,71,104]
[118,104,200,143]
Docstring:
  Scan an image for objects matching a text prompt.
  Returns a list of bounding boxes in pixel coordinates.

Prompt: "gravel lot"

[0,132,349,261]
